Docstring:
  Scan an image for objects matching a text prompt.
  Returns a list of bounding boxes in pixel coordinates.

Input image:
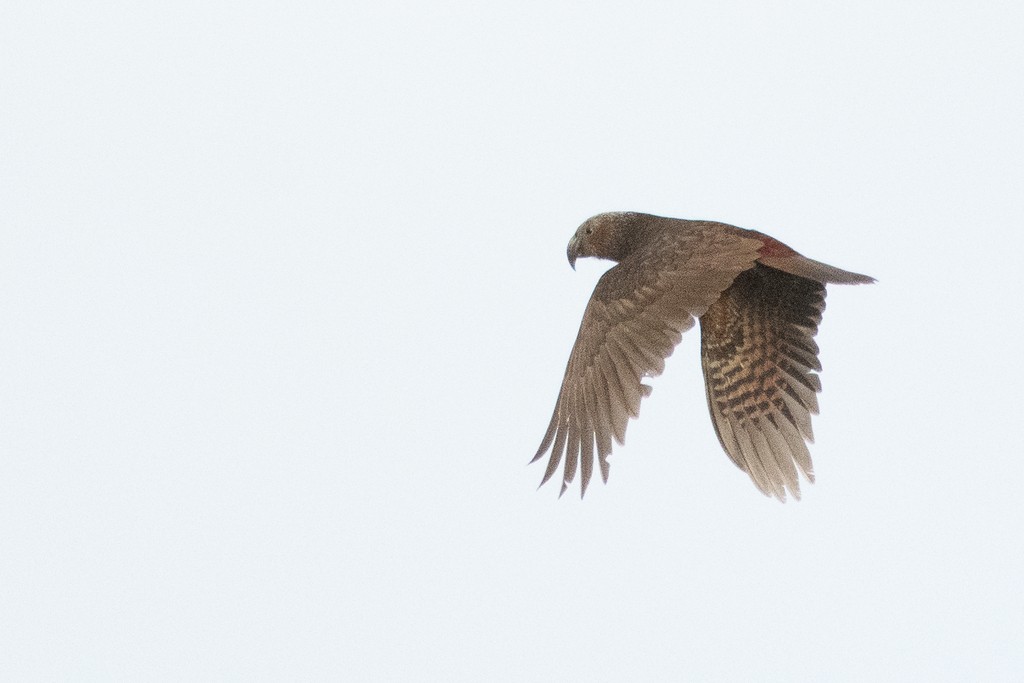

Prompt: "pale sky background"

[2,2,1023,681]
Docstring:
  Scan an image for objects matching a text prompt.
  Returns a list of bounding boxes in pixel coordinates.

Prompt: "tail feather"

[759,255,875,285]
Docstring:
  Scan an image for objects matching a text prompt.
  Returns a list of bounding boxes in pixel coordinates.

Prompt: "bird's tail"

[759,254,875,285]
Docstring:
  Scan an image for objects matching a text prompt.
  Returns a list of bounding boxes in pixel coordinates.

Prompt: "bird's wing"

[699,264,827,501]
[533,226,762,497]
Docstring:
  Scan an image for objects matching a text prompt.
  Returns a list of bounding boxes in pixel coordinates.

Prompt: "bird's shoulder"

[593,219,761,305]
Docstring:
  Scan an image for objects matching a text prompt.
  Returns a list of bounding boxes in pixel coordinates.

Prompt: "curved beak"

[566,234,579,270]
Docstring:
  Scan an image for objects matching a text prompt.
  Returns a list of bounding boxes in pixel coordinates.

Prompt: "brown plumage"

[532,212,873,501]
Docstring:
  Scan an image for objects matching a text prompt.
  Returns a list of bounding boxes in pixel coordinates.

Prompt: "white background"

[3,2,1022,680]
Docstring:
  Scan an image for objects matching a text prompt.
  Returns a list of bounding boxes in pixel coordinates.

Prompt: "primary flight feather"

[532,212,874,501]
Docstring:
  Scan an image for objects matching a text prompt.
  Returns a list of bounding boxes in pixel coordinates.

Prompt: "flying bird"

[532,212,874,501]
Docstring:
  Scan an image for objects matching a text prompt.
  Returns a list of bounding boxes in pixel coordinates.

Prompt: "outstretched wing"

[533,226,762,497]
[699,264,828,501]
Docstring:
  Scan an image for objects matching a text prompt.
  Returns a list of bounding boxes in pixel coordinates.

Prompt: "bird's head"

[566,212,646,269]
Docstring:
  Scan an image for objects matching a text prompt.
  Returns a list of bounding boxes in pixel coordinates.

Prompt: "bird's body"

[533,212,873,501]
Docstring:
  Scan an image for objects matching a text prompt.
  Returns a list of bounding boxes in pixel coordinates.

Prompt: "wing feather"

[533,224,763,497]
[699,264,827,500]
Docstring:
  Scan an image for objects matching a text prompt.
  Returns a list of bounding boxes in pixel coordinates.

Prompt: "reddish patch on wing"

[755,234,798,259]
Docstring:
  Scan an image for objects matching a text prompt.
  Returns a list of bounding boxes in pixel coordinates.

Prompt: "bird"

[532,212,874,501]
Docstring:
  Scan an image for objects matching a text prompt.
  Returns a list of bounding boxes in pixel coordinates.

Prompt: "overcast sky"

[3,2,1023,681]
